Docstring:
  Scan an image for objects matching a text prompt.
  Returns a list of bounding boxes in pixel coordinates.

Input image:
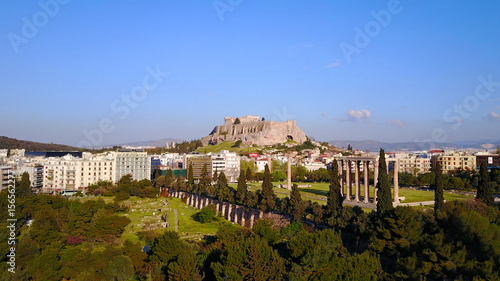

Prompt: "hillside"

[0,136,82,151]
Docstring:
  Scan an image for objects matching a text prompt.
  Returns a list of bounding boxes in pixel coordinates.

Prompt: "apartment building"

[432,153,476,173]
[114,149,151,182]
[211,150,240,182]
[0,166,13,191]
[397,156,432,174]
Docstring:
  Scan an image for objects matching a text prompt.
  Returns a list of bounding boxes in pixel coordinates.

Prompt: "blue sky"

[1,0,499,147]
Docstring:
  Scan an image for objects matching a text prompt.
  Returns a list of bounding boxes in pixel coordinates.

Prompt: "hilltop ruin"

[201,115,307,146]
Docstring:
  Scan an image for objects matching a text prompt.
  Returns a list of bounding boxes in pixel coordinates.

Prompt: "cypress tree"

[477,162,494,206]
[289,183,304,221]
[326,160,343,220]
[376,149,393,216]
[260,165,275,211]
[236,171,247,203]
[198,164,210,196]
[213,168,218,182]
[17,172,31,196]
[165,169,174,188]
[217,172,229,202]
[246,167,253,182]
[187,163,194,192]
[434,160,445,213]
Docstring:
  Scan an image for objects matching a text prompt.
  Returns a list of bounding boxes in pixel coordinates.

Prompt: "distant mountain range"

[329,139,500,152]
[117,138,185,148]
[0,136,82,151]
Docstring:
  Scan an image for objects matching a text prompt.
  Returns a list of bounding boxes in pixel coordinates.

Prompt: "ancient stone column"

[364,161,370,203]
[394,159,399,204]
[249,211,255,228]
[374,162,379,188]
[221,202,226,217]
[287,156,292,190]
[240,207,245,226]
[259,210,264,220]
[339,160,344,197]
[227,204,233,221]
[355,161,360,202]
[346,160,351,201]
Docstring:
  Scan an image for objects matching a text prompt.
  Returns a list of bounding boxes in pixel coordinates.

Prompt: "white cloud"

[386,119,405,127]
[486,112,500,121]
[325,60,340,68]
[344,109,371,122]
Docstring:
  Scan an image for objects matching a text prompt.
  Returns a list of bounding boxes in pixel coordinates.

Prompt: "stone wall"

[169,189,266,228]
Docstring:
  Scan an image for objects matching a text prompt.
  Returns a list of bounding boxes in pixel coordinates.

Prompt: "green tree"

[326,160,343,225]
[165,169,174,188]
[377,149,393,216]
[217,172,229,202]
[187,163,194,192]
[198,163,210,196]
[236,171,247,203]
[289,184,305,221]
[213,168,218,182]
[211,235,285,280]
[17,172,31,196]
[434,160,445,213]
[260,165,276,211]
[149,231,183,264]
[477,162,494,206]
[246,167,253,182]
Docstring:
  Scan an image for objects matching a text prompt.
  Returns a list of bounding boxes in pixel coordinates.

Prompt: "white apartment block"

[0,166,13,191]
[114,149,151,182]
[211,150,240,182]
[41,154,115,194]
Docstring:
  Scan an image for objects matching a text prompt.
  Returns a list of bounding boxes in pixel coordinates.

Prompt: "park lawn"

[168,197,222,239]
[86,196,225,243]
[237,181,473,204]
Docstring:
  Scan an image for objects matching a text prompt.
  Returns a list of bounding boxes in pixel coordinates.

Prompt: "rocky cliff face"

[201,117,307,146]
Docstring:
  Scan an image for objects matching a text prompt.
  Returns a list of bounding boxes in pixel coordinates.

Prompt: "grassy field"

[87,196,225,244]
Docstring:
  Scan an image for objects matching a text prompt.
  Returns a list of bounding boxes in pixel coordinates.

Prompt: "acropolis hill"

[201,115,308,146]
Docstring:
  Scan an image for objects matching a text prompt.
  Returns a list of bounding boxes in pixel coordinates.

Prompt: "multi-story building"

[211,150,240,182]
[41,153,116,194]
[0,166,13,191]
[42,154,81,193]
[80,153,115,187]
[397,156,432,175]
[18,163,43,190]
[432,153,476,173]
[475,154,500,169]
[114,149,151,182]
[185,154,212,180]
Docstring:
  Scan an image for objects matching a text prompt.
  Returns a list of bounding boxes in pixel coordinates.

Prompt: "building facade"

[114,149,151,182]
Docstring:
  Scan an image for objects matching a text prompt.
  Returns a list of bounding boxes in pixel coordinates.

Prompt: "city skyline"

[1,1,500,147]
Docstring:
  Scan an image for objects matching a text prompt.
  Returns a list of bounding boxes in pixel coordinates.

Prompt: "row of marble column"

[169,189,265,228]
[337,159,399,204]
